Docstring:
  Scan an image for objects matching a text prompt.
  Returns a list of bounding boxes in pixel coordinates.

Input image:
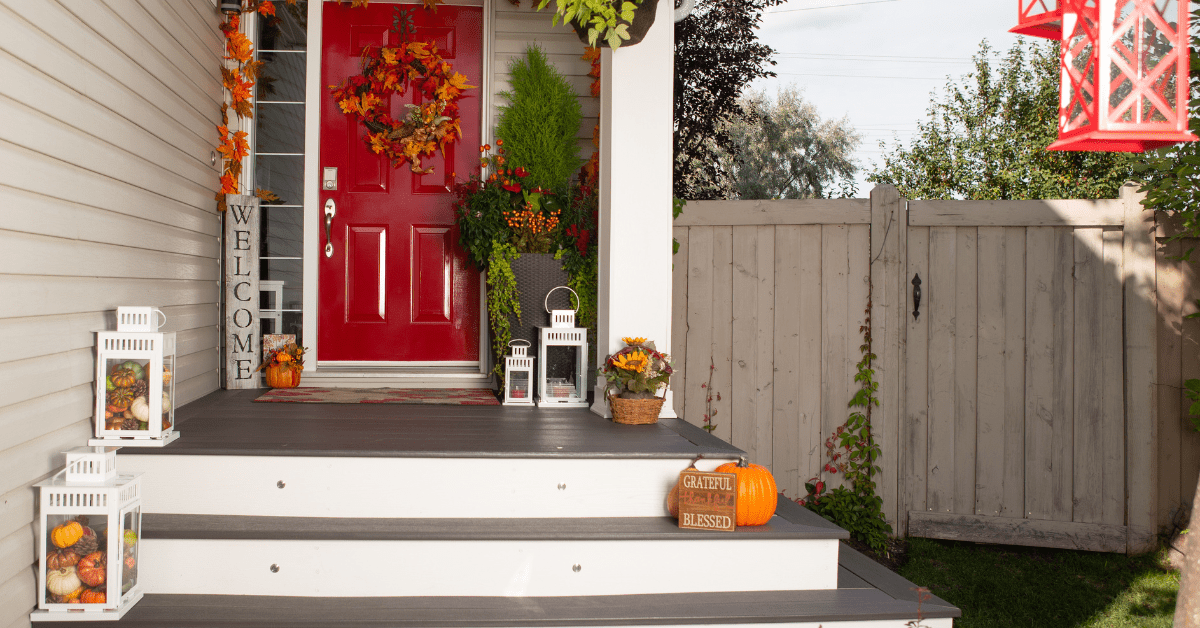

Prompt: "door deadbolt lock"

[322,167,338,191]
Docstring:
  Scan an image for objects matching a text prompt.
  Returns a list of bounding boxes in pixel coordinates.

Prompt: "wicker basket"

[609,395,665,425]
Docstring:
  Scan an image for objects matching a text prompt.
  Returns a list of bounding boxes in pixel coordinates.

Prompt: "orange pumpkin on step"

[714,458,778,526]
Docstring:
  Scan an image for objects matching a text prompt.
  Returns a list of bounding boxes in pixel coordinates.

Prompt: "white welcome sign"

[224,194,260,388]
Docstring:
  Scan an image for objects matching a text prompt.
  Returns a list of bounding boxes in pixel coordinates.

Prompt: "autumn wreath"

[330,41,472,174]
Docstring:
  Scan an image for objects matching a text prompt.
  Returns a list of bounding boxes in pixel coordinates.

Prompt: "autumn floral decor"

[602,337,672,424]
[329,39,473,174]
[257,342,306,388]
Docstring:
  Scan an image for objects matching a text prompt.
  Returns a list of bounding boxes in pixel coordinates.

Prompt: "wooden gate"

[671,184,1173,554]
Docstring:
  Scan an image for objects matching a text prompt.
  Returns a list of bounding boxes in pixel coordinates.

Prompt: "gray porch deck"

[54,389,960,627]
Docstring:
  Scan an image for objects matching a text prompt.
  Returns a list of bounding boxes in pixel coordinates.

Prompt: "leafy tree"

[721,86,860,199]
[674,0,784,200]
[868,39,1137,200]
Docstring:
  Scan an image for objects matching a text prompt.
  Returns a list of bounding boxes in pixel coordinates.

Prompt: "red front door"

[318,2,481,362]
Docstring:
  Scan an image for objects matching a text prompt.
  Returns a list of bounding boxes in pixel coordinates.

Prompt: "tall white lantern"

[31,449,144,621]
[91,307,179,446]
[503,340,534,405]
[537,287,589,408]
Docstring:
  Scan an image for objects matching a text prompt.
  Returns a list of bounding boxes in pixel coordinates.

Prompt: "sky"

[752,0,1025,195]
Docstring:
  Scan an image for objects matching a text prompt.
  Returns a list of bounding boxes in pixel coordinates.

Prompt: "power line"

[774,53,972,64]
[767,0,899,14]
[776,71,949,79]
[773,51,972,61]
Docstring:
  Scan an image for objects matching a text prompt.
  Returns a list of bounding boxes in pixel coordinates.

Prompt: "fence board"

[755,225,776,471]
[846,223,871,482]
[731,226,760,458]
[870,186,904,530]
[909,199,1125,227]
[772,226,803,498]
[797,227,824,489]
[1157,237,1184,530]
[1101,230,1126,527]
[975,227,1009,516]
[822,225,851,491]
[903,227,930,528]
[676,199,871,226]
[1125,187,1158,553]
[907,511,1127,553]
[682,227,713,431]
[710,228,734,445]
[954,228,978,516]
[671,226,689,418]
[1074,228,1105,524]
[926,227,957,513]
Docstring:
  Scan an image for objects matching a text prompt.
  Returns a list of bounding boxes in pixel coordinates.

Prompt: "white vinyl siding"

[0,1,224,624]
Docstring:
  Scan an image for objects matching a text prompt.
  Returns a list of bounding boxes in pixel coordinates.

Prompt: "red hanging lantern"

[1011,0,1063,39]
[1050,0,1197,152]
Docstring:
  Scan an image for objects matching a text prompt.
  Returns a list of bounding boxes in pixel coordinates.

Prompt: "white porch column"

[590,0,676,418]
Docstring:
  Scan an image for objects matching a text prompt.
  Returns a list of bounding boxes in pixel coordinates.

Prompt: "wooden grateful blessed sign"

[677,469,738,532]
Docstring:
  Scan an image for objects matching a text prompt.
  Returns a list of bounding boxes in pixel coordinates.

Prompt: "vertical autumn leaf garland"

[217,1,286,212]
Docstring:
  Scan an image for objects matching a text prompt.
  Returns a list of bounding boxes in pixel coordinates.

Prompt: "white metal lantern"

[92,308,179,447]
[30,454,144,621]
[503,340,535,405]
[537,287,589,408]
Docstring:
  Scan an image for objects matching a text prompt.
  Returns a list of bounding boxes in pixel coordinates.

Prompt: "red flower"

[514,166,530,178]
[501,180,521,193]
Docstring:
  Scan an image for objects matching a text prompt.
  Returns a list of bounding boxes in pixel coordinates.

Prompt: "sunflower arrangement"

[602,337,672,400]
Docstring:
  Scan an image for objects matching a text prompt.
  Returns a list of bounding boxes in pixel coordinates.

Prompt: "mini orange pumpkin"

[79,588,106,604]
[50,521,83,549]
[713,457,778,526]
[110,367,137,388]
[76,552,106,587]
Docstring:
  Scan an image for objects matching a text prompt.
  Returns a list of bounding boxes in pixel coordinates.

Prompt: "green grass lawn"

[898,538,1180,627]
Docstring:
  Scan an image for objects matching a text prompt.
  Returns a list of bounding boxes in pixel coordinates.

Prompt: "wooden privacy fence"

[670,184,1197,554]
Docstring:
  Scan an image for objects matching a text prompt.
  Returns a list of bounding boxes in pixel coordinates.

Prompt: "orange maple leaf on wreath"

[257,1,276,16]
[422,0,444,11]
[226,31,254,63]
[581,47,600,63]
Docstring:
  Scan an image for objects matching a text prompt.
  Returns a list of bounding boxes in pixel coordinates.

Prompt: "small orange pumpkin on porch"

[713,457,778,526]
[50,520,83,549]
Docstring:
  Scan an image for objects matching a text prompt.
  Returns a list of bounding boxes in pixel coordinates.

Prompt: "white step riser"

[509,622,952,628]
[140,538,838,597]
[118,456,740,518]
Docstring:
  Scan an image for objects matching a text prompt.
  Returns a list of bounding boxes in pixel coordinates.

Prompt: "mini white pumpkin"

[129,396,150,422]
[161,392,172,413]
[46,566,82,596]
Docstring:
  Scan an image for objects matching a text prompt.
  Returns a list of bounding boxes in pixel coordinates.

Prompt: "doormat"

[254,388,500,406]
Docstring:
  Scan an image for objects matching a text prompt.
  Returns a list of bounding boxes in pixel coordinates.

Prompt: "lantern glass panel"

[43,511,109,605]
[544,346,580,398]
[120,507,140,599]
[508,370,530,399]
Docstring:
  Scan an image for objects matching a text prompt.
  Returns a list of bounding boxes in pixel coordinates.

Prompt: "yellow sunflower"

[612,350,648,373]
[621,336,648,346]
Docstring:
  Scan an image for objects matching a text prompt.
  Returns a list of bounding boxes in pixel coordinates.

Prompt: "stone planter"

[570,0,659,47]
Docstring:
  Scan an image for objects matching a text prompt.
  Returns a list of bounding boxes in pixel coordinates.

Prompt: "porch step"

[35,545,959,627]
[135,502,847,597]
[301,364,493,388]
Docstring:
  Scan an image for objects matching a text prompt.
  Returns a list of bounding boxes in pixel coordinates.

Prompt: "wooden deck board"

[37,588,960,627]
[121,390,743,459]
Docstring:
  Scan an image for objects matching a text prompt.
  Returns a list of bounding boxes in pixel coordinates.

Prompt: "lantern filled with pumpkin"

[91,307,178,447]
[30,449,144,621]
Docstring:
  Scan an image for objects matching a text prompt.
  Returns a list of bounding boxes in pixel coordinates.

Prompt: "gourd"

[119,360,146,380]
[80,589,107,604]
[713,458,778,526]
[162,392,173,413]
[76,552,106,587]
[46,567,82,596]
[50,521,83,548]
[264,363,301,388]
[129,396,150,422]
[109,367,137,388]
[47,549,79,570]
[107,388,134,412]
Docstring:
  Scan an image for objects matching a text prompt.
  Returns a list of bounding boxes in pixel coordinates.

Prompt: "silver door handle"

[324,199,336,258]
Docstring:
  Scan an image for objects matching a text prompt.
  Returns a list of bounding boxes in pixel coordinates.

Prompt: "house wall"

[490,0,597,160]
[0,1,224,624]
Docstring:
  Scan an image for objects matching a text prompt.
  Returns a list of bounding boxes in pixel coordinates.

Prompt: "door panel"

[319,2,481,362]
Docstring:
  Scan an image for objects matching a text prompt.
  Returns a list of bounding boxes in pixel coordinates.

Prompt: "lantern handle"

[508,339,531,348]
[544,286,580,314]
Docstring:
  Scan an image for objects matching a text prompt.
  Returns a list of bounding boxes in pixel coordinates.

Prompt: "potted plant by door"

[258,342,306,388]
[601,337,672,424]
